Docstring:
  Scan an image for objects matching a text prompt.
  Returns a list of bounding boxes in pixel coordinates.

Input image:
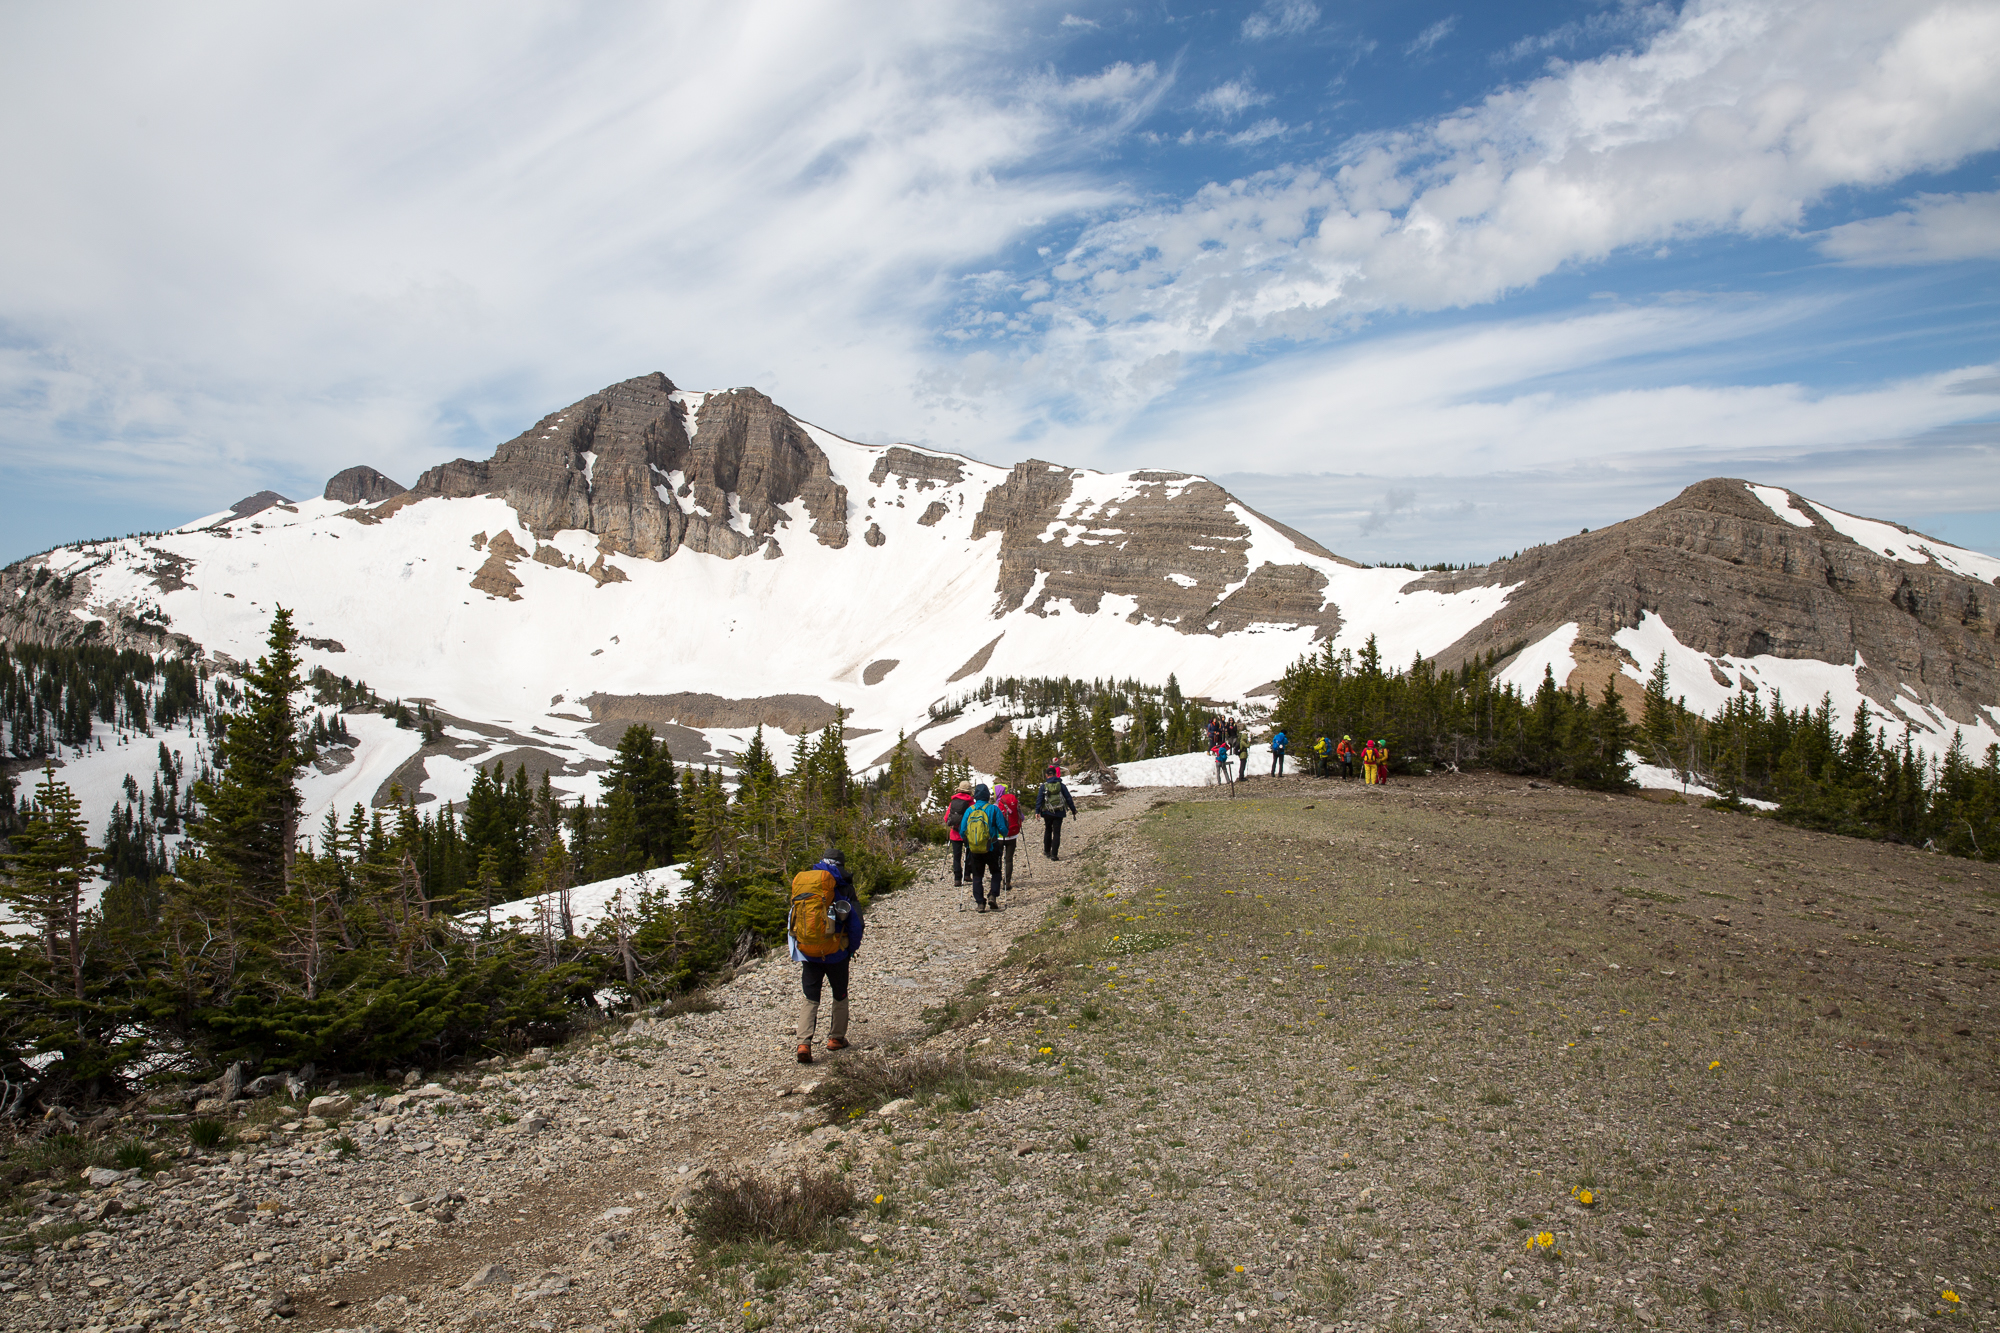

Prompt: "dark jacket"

[945,792,973,841]
[1034,777,1077,818]
[789,858,863,963]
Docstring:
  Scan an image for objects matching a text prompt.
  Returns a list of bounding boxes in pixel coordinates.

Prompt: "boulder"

[307,1094,354,1119]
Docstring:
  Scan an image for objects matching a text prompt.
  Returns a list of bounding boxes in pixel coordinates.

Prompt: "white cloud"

[4,0,1999,560]
[1228,119,1289,146]
[0,3,1155,511]
[968,0,2000,424]
[1059,13,1098,29]
[1194,79,1269,120]
[1819,191,2000,264]
[1405,16,1458,58]
[1112,299,2000,489]
[1242,1,1320,41]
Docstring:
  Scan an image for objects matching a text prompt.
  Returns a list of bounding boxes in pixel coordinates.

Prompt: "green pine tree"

[190,608,306,905]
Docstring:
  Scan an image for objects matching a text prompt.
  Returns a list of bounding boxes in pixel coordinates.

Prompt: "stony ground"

[8,772,1999,1333]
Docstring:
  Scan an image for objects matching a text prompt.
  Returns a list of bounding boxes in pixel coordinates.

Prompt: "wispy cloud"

[1228,118,1289,146]
[1194,79,1269,120]
[1059,13,1098,30]
[1819,192,2000,265]
[1242,1,1319,41]
[1404,16,1457,58]
[1497,3,1673,64]
[4,0,2000,564]
[949,0,2000,431]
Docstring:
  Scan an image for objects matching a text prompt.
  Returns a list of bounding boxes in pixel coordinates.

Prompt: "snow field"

[469,864,693,936]
[1496,623,1580,694]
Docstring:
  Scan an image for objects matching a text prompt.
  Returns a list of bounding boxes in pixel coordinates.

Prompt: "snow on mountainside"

[5,373,1999,835]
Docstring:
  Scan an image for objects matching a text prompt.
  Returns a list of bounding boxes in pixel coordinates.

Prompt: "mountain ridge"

[2,371,1996,827]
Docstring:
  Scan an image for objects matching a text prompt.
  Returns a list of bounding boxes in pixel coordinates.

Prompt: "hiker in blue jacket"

[1270,729,1289,776]
[958,783,1006,912]
[790,849,863,1064]
[1035,764,1078,860]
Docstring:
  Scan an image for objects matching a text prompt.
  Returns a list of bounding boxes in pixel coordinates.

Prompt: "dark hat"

[822,847,845,867]
[973,783,991,801]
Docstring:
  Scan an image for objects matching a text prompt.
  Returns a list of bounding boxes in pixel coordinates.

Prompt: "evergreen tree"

[190,608,306,904]
[1,763,101,989]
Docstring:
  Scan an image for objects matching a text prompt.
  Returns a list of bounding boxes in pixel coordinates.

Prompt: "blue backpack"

[1272,731,1288,753]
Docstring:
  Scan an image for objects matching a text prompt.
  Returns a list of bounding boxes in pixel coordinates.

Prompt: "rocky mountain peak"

[323,466,407,506]
[399,374,848,562]
[1429,477,2000,729]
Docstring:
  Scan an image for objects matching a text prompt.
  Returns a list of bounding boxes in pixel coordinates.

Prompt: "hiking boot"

[989,897,1003,912]
[826,1036,851,1052]
[796,1043,813,1064]
[976,900,988,912]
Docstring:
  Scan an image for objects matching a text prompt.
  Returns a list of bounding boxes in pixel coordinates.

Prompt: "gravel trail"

[14,791,1141,1333]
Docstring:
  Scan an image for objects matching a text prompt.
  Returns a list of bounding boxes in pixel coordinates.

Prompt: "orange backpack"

[788,868,849,958]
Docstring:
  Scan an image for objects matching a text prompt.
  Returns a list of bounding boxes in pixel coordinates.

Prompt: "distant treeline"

[1633,655,2000,860]
[935,673,1220,784]
[2,641,208,754]
[1274,636,1636,790]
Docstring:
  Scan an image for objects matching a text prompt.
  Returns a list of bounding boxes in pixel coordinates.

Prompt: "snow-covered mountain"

[5,371,1998,831]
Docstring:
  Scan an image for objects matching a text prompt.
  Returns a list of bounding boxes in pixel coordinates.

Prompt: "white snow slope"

[16,422,1998,826]
[21,412,1525,813]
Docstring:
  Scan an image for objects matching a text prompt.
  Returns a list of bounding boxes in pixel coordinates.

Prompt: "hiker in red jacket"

[945,779,973,886]
[995,781,1023,895]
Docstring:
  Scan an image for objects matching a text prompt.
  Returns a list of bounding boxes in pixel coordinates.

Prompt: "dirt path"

[17,791,1144,1333]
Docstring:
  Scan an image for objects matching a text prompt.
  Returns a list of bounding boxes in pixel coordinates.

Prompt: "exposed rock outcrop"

[404,374,849,563]
[1428,479,2000,727]
[228,491,290,520]
[970,462,1345,637]
[323,466,407,505]
[869,446,965,490]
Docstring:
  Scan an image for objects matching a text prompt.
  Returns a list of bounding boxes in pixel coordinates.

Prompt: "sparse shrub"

[112,1141,155,1172]
[660,991,722,1018]
[188,1119,226,1149]
[25,1133,92,1177]
[683,1170,854,1247]
[806,1050,1010,1120]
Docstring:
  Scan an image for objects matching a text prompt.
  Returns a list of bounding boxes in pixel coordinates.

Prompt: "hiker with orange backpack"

[1361,738,1381,784]
[1375,738,1391,785]
[789,847,864,1064]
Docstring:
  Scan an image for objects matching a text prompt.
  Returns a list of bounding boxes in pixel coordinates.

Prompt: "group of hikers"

[1313,733,1393,783]
[941,764,1079,908]
[787,727,1395,1063]
[1206,719,1394,786]
[784,763,1079,1063]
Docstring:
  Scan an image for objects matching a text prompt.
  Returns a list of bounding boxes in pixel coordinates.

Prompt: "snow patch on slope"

[1746,483,1813,528]
[474,864,693,935]
[1807,500,2000,584]
[1496,623,1580,694]
[1615,611,2000,764]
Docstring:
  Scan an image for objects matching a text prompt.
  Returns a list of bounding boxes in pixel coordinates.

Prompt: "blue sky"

[2,0,1996,565]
